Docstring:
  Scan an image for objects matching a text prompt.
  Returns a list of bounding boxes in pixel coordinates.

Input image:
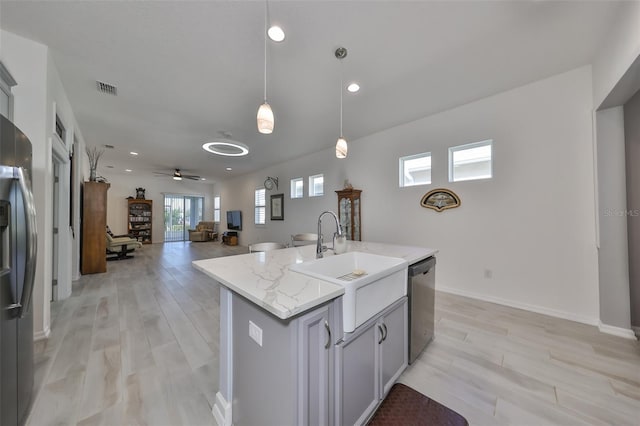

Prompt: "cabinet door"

[298,304,333,426]
[379,299,408,397]
[335,322,378,426]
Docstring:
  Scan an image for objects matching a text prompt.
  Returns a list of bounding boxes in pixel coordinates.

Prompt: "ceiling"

[0,1,622,184]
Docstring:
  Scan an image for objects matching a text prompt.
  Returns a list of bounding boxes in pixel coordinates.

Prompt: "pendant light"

[335,47,348,159]
[257,1,274,134]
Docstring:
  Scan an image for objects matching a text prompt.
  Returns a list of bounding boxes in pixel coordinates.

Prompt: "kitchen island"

[193,241,436,426]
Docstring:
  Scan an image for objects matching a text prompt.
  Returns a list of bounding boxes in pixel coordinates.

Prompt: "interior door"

[51,162,59,301]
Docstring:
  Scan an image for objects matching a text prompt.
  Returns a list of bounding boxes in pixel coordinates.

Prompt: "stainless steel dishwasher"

[408,256,436,364]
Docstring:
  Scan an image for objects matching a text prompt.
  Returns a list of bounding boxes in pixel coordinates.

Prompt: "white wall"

[1,30,88,338]
[105,173,215,243]
[595,107,631,331]
[592,1,640,108]
[218,66,600,324]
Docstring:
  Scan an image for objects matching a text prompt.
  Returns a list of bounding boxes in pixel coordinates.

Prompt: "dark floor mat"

[367,383,469,426]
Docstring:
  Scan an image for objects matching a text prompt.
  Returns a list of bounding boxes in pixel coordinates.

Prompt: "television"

[226,210,242,231]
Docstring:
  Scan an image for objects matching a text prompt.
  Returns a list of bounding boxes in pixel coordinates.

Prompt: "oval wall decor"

[420,188,461,212]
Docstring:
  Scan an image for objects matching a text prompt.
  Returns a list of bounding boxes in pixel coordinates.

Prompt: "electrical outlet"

[484,269,493,279]
[249,320,263,347]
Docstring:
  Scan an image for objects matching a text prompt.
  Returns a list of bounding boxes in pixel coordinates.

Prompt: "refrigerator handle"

[16,167,37,318]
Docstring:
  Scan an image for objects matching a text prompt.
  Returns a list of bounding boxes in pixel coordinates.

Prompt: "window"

[55,114,66,141]
[309,174,324,197]
[255,188,266,225]
[0,61,16,120]
[399,152,431,187]
[214,196,221,222]
[449,140,493,182]
[290,178,303,199]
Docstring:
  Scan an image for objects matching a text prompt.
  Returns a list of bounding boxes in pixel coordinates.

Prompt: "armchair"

[106,233,142,260]
[188,221,217,242]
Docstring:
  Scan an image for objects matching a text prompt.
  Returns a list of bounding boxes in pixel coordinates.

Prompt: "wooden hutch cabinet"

[128,199,153,244]
[336,188,362,241]
[81,181,110,274]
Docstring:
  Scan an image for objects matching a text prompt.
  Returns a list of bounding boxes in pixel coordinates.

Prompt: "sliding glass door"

[163,194,204,242]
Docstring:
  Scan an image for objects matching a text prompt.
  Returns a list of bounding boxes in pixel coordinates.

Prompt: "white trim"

[437,285,599,326]
[212,392,232,426]
[34,325,51,341]
[598,322,638,340]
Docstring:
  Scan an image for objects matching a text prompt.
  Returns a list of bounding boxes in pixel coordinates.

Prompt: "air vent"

[103,144,115,149]
[96,81,117,96]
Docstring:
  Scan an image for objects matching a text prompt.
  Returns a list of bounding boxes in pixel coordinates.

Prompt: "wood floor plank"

[78,346,123,421]
[29,242,640,426]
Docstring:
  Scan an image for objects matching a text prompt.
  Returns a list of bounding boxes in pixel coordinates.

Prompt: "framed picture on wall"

[270,194,284,221]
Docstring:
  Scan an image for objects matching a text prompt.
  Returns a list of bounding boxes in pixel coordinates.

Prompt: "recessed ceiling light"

[125,169,132,172]
[201,178,206,181]
[347,82,360,93]
[268,25,285,42]
[129,151,138,156]
[226,167,233,171]
[202,141,249,157]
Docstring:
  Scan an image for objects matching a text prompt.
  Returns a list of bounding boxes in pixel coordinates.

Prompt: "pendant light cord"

[264,0,268,102]
[339,59,343,138]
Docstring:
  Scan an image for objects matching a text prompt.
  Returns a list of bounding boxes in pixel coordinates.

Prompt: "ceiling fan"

[154,169,201,181]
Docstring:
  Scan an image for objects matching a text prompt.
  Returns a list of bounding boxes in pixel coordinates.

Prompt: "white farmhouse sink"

[290,252,408,332]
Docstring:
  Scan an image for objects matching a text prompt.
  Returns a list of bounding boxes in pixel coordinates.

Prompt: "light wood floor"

[28,242,639,425]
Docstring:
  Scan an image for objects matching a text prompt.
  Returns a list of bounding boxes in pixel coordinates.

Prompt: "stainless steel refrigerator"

[0,114,38,426]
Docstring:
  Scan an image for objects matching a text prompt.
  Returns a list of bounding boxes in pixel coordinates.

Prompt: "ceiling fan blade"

[153,171,173,176]
[183,175,202,180]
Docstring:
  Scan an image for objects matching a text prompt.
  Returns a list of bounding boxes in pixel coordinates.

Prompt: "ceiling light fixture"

[125,169,132,172]
[129,151,138,156]
[173,170,182,181]
[202,140,250,157]
[226,167,233,171]
[268,25,285,42]
[347,82,360,93]
[335,47,348,159]
[257,1,274,134]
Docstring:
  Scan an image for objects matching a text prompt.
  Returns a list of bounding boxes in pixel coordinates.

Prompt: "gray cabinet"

[379,298,408,396]
[231,293,338,426]
[335,297,408,425]
[298,303,335,426]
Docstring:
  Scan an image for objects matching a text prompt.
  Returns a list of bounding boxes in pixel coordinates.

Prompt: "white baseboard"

[598,322,638,340]
[212,392,232,426]
[437,285,600,326]
[34,325,50,341]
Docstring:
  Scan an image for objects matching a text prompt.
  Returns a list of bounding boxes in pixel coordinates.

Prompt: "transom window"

[399,152,432,187]
[309,174,324,197]
[449,140,493,182]
[290,177,303,199]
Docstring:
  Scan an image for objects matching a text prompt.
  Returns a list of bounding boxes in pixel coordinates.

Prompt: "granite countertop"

[192,241,437,320]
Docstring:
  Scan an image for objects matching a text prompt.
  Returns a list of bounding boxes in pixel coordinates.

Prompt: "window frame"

[448,139,493,183]
[254,187,266,225]
[290,177,303,199]
[308,174,324,197]
[399,151,432,188]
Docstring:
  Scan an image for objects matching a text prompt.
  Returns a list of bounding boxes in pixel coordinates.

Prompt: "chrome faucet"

[316,211,344,259]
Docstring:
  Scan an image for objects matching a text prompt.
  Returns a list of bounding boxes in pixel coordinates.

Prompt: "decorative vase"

[90,168,97,181]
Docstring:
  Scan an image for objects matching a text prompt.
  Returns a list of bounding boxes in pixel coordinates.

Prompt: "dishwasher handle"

[409,256,436,276]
